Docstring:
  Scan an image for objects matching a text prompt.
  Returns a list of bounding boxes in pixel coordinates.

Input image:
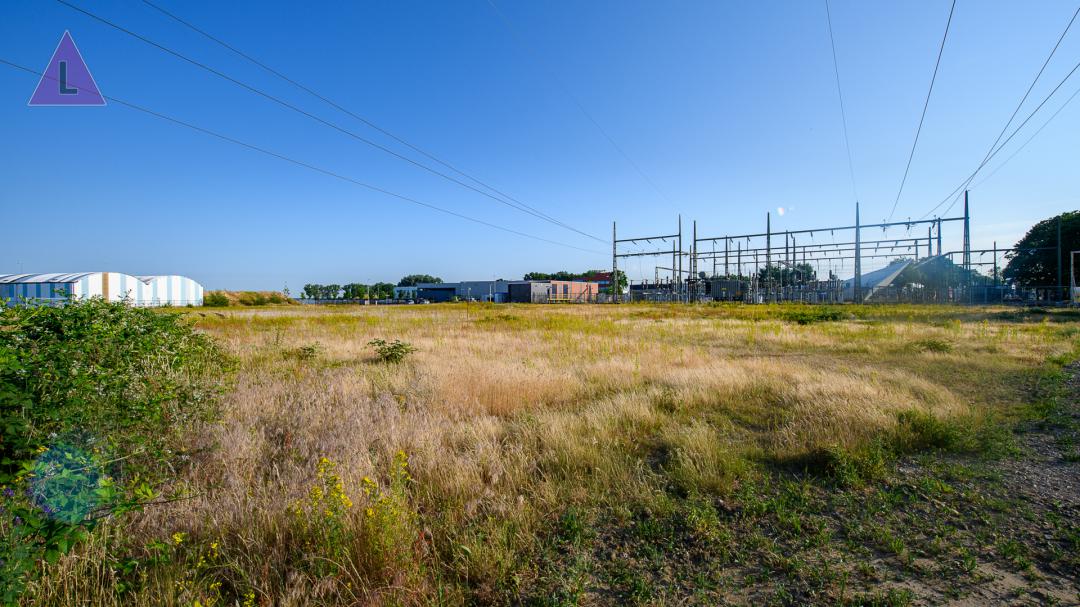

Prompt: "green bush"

[780,307,844,325]
[237,292,269,306]
[893,410,959,451]
[368,339,416,364]
[203,291,230,307]
[0,297,226,600]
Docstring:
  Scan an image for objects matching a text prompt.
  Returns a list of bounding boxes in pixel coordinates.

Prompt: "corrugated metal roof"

[0,272,100,284]
[0,274,202,286]
[136,275,185,283]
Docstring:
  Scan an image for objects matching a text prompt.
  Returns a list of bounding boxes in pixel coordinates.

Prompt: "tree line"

[299,274,444,300]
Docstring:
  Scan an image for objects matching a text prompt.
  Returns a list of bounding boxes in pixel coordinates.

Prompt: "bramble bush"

[0,297,226,602]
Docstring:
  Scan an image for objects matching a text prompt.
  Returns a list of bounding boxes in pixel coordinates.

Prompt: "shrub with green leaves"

[0,297,226,601]
[203,291,229,307]
[368,338,416,364]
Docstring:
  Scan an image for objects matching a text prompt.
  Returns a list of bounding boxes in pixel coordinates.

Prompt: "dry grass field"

[25,303,1080,606]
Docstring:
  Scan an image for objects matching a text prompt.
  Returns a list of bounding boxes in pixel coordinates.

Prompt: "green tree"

[371,282,395,299]
[342,283,368,299]
[757,263,816,285]
[397,274,442,287]
[1003,211,1080,287]
[303,284,321,300]
[322,284,342,300]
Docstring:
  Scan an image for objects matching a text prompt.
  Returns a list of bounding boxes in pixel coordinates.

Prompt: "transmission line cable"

[485,0,675,208]
[972,83,1080,190]
[55,0,605,244]
[139,0,602,243]
[923,53,1080,218]
[824,0,859,203]
[887,0,956,222]
[1,58,605,256]
[920,5,1080,218]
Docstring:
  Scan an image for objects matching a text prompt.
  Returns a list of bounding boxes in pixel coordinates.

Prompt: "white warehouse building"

[0,272,204,306]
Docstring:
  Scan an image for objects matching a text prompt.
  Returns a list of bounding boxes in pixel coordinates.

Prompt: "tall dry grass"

[22,303,1078,605]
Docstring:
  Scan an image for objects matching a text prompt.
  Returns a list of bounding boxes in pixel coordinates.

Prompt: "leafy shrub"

[203,291,229,307]
[780,307,845,325]
[0,297,226,600]
[893,410,959,451]
[237,292,269,306]
[368,339,416,364]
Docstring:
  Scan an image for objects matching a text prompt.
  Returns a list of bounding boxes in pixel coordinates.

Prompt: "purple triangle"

[29,31,105,106]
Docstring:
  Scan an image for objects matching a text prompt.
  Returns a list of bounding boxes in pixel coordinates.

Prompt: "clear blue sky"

[2,0,1078,289]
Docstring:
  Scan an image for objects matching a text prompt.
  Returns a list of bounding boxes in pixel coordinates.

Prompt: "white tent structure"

[0,272,204,306]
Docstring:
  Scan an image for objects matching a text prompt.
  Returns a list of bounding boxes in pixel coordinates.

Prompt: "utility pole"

[678,215,683,303]
[692,220,698,302]
[1071,250,1079,305]
[724,239,729,277]
[766,212,772,299]
[665,237,673,300]
[737,242,742,280]
[1057,215,1064,300]
[612,221,618,304]
[854,201,862,303]
[963,191,971,303]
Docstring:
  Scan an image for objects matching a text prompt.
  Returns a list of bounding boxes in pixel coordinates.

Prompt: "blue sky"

[2,0,1078,289]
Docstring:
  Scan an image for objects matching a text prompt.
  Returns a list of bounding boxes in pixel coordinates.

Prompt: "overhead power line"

[920,5,1080,218]
[923,59,1080,219]
[935,56,1080,217]
[824,0,859,203]
[138,0,603,244]
[971,83,1080,190]
[55,0,606,244]
[887,0,956,223]
[1,57,605,256]
[485,0,675,208]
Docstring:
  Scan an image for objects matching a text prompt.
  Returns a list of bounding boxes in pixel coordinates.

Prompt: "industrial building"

[507,280,599,303]
[414,279,600,303]
[416,280,512,303]
[0,272,204,306]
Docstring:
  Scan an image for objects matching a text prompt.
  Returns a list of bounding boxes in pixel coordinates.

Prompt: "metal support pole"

[854,202,862,303]
[737,242,742,280]
[766,212,772,298]
[692,219,697,302]
[963,191,971,302]
[672,238,677,301]
[928,226,933,256]
[1058,215,1064,300]
[612,221,618,304]
[724,239,729,277]
[937,218,942,257]
[678,215,683,303]
[993,241,998,287]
